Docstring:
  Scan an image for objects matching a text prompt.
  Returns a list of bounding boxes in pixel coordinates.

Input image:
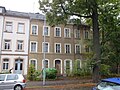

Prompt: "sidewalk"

[26,77,96,89]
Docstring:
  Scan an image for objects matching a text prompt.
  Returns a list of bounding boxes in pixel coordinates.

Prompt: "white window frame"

[76,59,82,69]
[17,40,24,51]
[5,21,13,32]
[43,26,50,36]
[18,23,25,33]
[30,41,38,52]
[75,44,81,54]
[64,59,72,74]
[42,59,49,68]
[84,30,89,39]
[54,43,61,53]
[30,59,37,70]
[42,42,49,53]
[31,24,38,35]
[64,44,71,53]
[54,27,61,37]
[75,29,80,38]
[4,39,11,50]
[2,59,9,70]
[64,28,71,38]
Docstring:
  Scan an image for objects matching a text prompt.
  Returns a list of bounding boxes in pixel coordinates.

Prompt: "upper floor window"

[54,27,61,37]
[4,40,11,50]
[17,40,23,51]
[31,25,38,35]
[65,44,71,53]
[2,59,9,70]
[18,23,25,33]
[5,22,13,32]
[75,44,81,54]
[84,30,89,39]
[64,28,71,38]
[43,26,50,36]
[75,29,80,38]
[55,43,61,53]
[42,42,49,53]
[30,41,37,52]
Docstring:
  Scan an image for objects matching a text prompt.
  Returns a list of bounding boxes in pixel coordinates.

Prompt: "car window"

[6,75,18,81]
[0,75,6,81]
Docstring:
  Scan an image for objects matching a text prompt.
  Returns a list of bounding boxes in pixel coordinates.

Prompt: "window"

[54,27,61,37]
[4,40,11,50]
[6,75,18,81]
[84,30,89,39]
[85,46,90,52]
[42,59,49,68]
[30,60,37,70]
[75,29,80,38]
[55,43,61,53]
[42,42,49,53]
[65,44,71,53]
[75,44,81,54]
[66,60,70,73]
[5,22,12,32]
[31,25,38,35]
[43,26,50,36]
[18,23,24,33]
[64,28,71,38]
[17,40,23,51]
[30,41,37,52]
[76,60,81,70]
[0,75,6,81]
[2,59,9,70]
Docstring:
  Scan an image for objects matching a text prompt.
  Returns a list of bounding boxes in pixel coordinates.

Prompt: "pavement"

[25,77,96,90]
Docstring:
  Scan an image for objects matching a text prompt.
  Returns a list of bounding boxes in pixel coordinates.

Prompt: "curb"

[26,83,96,89]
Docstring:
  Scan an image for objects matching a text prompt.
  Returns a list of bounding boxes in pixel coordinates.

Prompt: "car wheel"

[14,85,22,90]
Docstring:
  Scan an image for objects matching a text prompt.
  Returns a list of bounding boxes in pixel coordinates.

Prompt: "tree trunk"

[92,7,101,83]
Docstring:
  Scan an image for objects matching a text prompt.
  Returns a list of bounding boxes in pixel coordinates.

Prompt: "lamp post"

[43,14,46,85]
[39,0,51,85]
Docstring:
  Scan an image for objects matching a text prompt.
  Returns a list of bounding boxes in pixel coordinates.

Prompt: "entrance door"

[14,59,23,74]
[55,60,61,76]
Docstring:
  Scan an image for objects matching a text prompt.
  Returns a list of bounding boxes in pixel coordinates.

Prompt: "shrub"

[45,68,57,79]
[27,65,41,81]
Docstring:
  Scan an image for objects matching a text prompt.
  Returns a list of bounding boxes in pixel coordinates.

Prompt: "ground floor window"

[2,59,9,70]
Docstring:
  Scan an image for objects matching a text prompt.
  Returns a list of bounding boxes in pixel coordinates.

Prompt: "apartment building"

[0,6,30,75]
[0,6,91,76]
[29,13,91,75]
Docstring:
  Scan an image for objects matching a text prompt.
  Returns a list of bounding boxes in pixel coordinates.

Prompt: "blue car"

[92,78,120,90]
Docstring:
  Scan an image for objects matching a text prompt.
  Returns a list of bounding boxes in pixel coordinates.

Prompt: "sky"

[0,0,40,13]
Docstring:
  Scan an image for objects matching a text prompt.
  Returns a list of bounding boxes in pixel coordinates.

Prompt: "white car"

[0,74,26,90]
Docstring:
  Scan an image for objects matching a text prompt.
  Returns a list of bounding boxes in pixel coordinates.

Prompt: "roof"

[6,10,29,18]
[28,13,45,20]
[102,78,120,84]
[5,10,45,20]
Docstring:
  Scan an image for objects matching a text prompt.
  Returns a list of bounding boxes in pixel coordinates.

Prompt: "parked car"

[92,78,120,90]
[0,74,26,90]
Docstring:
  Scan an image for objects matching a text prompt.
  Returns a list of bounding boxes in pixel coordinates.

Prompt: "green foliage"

[72,60,92,77]
[100,64,110,77]
[27,65,41,81]
[45,68,57,79]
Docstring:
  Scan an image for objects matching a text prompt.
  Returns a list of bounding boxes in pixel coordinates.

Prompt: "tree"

[100,2,120,74]
[39,0,120,82]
